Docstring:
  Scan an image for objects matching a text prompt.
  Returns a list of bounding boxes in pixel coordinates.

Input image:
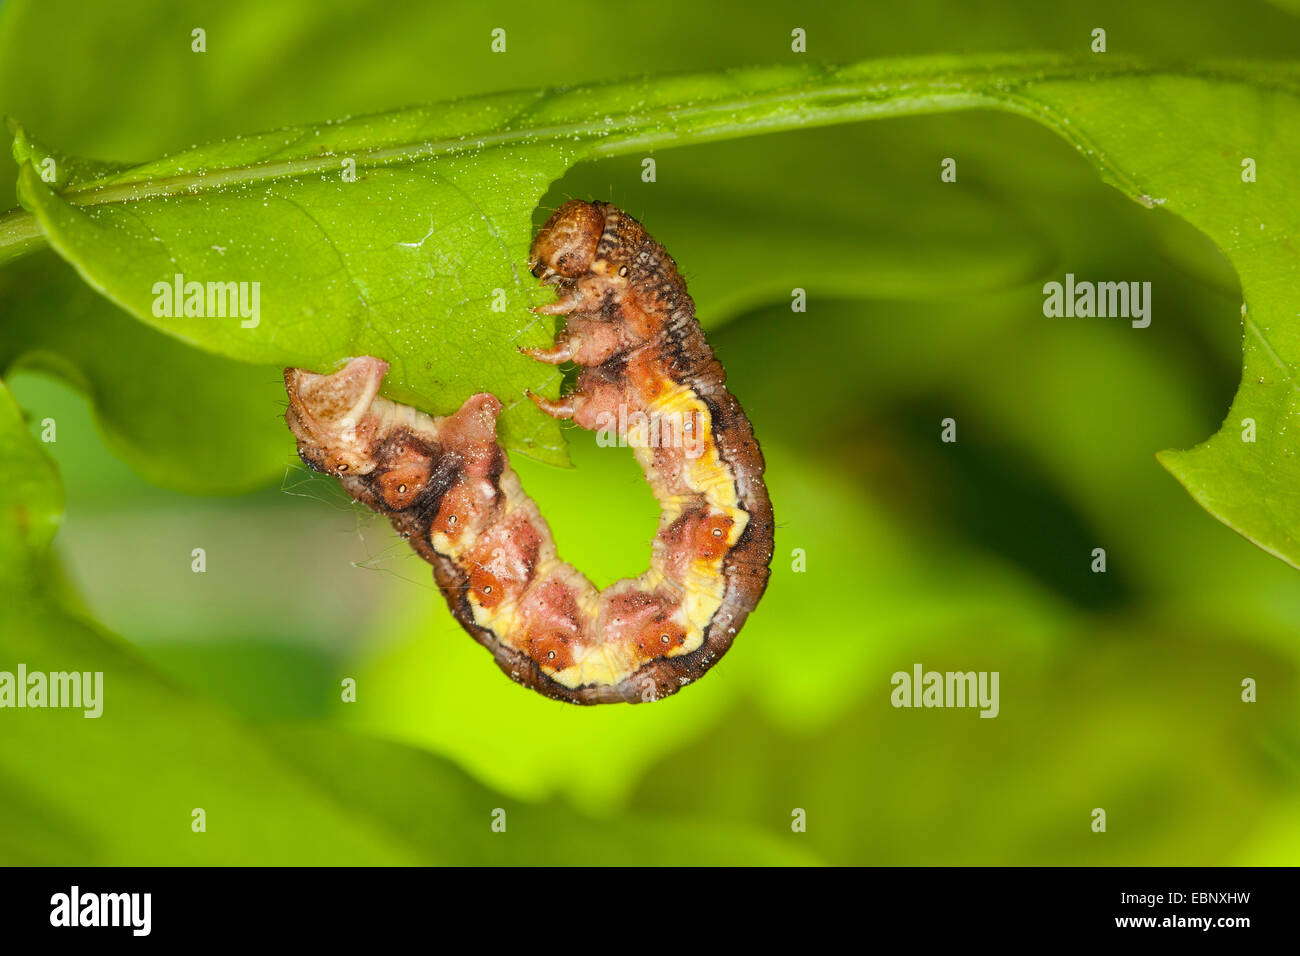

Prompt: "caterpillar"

[284,200,773,703]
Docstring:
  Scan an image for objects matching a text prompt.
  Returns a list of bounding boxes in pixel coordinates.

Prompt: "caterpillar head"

[284,356,389,477]
[529,200,605,283]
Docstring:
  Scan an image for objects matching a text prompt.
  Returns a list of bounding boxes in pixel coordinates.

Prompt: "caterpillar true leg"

[517,341,574,365]
[285,201,773,704]
[524,391,576,420]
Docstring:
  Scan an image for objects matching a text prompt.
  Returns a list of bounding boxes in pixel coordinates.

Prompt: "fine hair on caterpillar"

[280,462,442,591]
[285,200,773,704]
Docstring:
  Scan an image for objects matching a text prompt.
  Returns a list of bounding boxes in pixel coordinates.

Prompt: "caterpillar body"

[284,200,773,703]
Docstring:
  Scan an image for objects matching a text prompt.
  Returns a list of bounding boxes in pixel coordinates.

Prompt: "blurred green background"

[2,0,1299,864]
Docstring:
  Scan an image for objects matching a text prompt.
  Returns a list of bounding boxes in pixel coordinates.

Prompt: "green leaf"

[0,251,289,494]
[12,132,573,463]
[1,57,1119,471]
[8,55,1300,559]
[0,0,629,487]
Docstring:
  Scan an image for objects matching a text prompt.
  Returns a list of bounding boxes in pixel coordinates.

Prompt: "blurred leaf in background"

[1,0,1299,865]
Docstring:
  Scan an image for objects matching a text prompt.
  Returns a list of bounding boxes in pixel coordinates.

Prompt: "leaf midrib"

[2,60,1188,210]
[3,56,1296,268]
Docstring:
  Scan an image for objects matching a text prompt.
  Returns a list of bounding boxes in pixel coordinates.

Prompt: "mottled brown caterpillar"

[284,201,773,703]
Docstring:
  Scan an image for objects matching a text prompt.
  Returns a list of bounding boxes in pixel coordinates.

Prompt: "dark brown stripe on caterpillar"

[284,200,773,704]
